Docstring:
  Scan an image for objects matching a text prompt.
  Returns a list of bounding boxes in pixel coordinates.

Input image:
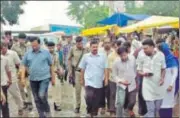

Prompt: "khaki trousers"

[74,71,82,108]
[51,77,62,106]
[8,82,24,110]
[18,78,32,103]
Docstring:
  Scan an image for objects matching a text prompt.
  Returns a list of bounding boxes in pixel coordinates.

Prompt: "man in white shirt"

[1,41,24,116]
[137,39,166,117]
[112,46,137,117]
[0,55,11,118]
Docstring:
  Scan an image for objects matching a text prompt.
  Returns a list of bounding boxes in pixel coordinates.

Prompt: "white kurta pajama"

[161,67,178,108]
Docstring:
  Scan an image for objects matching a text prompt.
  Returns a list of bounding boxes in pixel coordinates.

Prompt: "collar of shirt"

[32,48,43,53]
[90,52,100,57]
[4,50,10,56]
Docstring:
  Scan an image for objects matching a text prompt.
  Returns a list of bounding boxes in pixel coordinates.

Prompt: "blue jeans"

[115,86,126,117]
[30,78,50,118]
[144,100,162,117]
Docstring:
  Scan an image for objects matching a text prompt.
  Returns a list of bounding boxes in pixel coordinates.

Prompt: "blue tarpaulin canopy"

[97,12,150,27]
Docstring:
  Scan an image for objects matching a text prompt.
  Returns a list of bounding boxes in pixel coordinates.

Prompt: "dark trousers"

[109,81,116,113]
[99,81,110,109]
[124,88,137,110]
[85,86,103,115]
[0,85,9,118]
[30,78,50,118]
[159,108,173,118]
[138,77,147,115]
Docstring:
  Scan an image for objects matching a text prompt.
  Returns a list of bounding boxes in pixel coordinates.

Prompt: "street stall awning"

[81,25,119,36]
[97,12,149,27]
[118,16,179,33]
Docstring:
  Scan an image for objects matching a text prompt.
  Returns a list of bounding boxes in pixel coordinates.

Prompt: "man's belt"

[75,69,81,72]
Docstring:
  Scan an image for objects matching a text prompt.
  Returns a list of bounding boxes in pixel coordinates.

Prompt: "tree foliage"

[84,5,109,28]
[66,1,100,25]
[1,1,26,25]
[125,1,179,17]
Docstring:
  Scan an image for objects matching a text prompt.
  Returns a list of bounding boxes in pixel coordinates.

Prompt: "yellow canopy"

[81,25,119,36]
[118,16,179,33]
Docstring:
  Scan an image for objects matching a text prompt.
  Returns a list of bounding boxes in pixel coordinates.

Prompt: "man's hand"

[7,80,12,88]
[51,78,55,86]
[104,79,108,86]
[167,85,173,92]
[119,80,129,86]
[20,79,26,88]
[159,78,164,86]
[1,92,6,105]
[80,79,84,86]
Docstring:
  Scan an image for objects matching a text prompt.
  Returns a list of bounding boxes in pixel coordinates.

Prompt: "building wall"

[49,24,81,35]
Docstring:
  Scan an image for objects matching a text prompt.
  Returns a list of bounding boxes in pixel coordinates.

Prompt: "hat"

[47,41,55,47]
[18,33,26,39]
[75,36,83,42]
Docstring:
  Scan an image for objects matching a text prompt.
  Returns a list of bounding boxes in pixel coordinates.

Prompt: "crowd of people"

[0,30,179,118]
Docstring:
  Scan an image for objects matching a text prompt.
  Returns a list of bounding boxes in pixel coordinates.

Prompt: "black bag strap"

[75,49,84,69]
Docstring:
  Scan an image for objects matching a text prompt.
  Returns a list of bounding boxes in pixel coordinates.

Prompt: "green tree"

[125,1,179,17]
[1,1,26,25]
[66,1,100,25]
[84,5,109,28]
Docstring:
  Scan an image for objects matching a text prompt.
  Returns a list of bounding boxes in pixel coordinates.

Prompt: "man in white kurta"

[137,39,166,117]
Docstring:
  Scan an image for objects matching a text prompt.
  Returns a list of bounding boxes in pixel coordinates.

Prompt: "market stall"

[118,16,179,33]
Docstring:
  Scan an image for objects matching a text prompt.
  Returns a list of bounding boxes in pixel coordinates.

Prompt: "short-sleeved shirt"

[1,55,10,86]
[22,48,52,81]
[79,52,108,88]
[68,46,87,70]
[50,52,61,71]
[137,50,166,101]
[3,50,21,83]
[108,50,119,82]
[11,43,28,59]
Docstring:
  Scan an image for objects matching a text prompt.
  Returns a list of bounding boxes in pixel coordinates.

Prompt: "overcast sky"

[2,1,81,31]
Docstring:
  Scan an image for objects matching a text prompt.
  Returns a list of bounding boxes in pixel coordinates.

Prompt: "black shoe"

[54,103,61,111]
[74,107,80,113]
[23,102,28,110]
[28,103,33,111]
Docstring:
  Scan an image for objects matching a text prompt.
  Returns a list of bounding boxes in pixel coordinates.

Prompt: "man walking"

[79,39,108,117]
[112,46,137,117]
[107,40,122,116]
[1,40,24,116]
[21,37,55,117]
[57,41,65,84]
[47,41,62,111]
[137,39,166,117]
[0,54,12,118]
[11,33,33,111]
[63,35,74,81]
[68,36,87,113]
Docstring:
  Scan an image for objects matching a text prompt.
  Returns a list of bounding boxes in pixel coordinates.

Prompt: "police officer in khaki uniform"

[47,41,64,111]
[68,36,88,113]
[11,33,33,111]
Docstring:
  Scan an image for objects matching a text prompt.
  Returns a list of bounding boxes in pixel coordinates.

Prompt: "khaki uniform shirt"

[50,52,61,71]
[11,43,28,59]
[3,50,21,83]
[68,46,88,71]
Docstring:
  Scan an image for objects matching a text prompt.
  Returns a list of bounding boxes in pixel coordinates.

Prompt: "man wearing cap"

[47,41,63,111]
[68,36,87,113]
[11,33,33,111]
